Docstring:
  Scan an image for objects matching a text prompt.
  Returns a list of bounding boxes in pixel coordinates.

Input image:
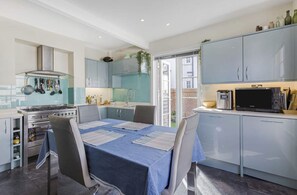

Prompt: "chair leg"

[90,184,100,195]
[187,162,198,195]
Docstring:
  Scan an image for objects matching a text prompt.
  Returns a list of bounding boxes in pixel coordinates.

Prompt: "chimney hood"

[26,45,66,77]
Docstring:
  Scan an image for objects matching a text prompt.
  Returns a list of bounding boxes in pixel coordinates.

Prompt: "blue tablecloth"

[37,119,205,195]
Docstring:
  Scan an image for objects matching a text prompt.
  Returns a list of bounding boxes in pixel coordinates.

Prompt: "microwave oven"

[235,88,282,113]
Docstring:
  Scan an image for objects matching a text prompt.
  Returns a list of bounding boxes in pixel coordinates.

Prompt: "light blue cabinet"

[201,25,297,84]
[110,58,145,75]
[99,107,107,119]
[243,116,297,180]
[201,37,243,84]
[85,59,98,87]
[85,58,109,88]
[0,119,11,166]
[107,107,134,121]
[197,113,240,165]
[243,26,296,82]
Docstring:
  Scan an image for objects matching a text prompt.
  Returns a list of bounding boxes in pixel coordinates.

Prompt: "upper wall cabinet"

[110,58,147,76]
[201,37,243,84]
[85,58,108,88]
[243,26,296,82]
[201,25,297,84]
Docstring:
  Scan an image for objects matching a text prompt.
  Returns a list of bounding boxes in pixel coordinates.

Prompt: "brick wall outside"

[171,88,198,119]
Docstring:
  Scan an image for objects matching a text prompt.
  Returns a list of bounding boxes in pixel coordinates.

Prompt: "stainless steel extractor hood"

[26,45,66,77]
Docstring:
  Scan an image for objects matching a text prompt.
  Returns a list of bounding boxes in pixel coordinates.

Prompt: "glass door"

[180,56,198,118]
[155,53,198,127]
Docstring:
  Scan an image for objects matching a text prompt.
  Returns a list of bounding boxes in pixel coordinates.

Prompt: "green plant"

[198,39,211,62]
[136,50,151,74]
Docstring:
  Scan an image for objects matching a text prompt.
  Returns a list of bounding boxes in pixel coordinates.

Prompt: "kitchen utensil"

[46,79,51,91]
[21,77,34,95]
[39,78,45,94]
[58,79,62,94]
[50,80,56,96]
[34,78,40,93]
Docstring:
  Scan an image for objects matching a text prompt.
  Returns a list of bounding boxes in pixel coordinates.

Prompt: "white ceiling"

[0,0,292,52]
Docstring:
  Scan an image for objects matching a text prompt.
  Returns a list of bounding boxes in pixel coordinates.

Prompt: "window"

[186,81,191,88]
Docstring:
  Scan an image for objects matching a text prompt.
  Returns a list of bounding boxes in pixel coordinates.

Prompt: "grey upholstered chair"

[77,104,101,124]
[49,116,122,195]
[162,113,199,195]
[49,115,99,193]
[133,105,156,124]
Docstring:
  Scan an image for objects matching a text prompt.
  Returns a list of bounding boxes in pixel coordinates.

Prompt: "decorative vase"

[284,10,292,25]
[268,21,275,29]
[275,17,281,27]
[293,9,297,24]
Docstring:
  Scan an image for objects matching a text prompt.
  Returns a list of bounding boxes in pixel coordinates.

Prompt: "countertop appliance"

[235,87,282,113]
[18,105,77,166]
[216,90,233,110]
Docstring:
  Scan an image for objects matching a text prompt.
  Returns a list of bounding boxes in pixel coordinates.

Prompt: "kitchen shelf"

[10,117,23,169]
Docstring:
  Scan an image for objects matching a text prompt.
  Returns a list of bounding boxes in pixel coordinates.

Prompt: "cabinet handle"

[245,66,248,80]
[117,109,119,117]
[208,115,223,118]
[237,67,240,80]
[260,120,284,124]
[5,120,7,134]
[120,110,122,118]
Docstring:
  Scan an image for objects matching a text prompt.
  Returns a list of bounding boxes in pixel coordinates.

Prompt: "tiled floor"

[0,158,296,195]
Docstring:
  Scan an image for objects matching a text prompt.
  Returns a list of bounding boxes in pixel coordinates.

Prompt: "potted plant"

[136,50,151,74]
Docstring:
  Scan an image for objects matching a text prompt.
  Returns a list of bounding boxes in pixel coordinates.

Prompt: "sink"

[122,105,135,108]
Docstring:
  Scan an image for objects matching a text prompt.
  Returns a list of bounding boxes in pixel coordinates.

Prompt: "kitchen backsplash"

[201,81,297,102]
[113,74,150,102]
[0,76,86,109]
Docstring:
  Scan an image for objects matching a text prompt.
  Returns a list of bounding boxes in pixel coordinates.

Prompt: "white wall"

[0,16,91,88]
[85,47,108,61]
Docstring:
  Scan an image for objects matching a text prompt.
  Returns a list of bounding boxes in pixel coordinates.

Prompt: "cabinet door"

[122,58,138,74]
[0,118,11,165]
[243,27,295,82]
[243,116,297,180]
[99,107,107,119]
[197,113,240,164]
[107,108,120,119]
[201,37,243,84]
[85,59,98,87]
[98,61,108,88]
[120,109,135,121]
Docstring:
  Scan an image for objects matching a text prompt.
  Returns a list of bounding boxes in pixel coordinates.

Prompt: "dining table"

[36,118,205,195]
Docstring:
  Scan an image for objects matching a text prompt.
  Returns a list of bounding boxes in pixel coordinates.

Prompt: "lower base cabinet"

[196,111,297,189]
[107,108,134,121]
[243,116,297,180]
[197,113,240,165]
[0,119,11,166]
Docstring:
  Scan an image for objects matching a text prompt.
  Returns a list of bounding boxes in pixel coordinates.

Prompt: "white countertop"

[193,107,297,120]
[0,109,23,119]
[98,105,136,110]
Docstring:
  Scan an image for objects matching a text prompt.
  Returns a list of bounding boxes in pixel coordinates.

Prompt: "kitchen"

[0,0,297,194]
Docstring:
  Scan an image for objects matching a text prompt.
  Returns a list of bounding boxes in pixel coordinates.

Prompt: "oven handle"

[30,121,51,129]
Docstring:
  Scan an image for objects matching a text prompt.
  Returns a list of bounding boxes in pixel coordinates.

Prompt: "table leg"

[47,154,58,195]
[187,162,198,195]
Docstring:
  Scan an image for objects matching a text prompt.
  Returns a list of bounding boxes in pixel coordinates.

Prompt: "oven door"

[27,120,50,157]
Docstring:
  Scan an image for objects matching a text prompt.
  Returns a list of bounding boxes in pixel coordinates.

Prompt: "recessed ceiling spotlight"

[166,23,170,26]
[98,36,102,39]
[140,19,145,22]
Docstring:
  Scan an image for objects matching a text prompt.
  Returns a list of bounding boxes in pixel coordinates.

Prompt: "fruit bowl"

[202,101,216,108]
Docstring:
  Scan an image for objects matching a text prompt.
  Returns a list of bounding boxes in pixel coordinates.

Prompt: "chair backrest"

[49,115,96,188]
[133,105,155,124]
[165,113,199,195]
[78,104,101,124]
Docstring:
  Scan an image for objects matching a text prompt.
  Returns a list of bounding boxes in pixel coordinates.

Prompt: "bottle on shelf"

[284,10,292,25]
[293,9,297,24]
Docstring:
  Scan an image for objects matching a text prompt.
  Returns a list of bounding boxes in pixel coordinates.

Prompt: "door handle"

[260,120,284,124]
[5,120,7,134]
[237,67,240,80]
[245,66,248,80]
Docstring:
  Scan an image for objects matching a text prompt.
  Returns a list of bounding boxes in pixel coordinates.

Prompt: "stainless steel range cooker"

[18,105,77,166]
